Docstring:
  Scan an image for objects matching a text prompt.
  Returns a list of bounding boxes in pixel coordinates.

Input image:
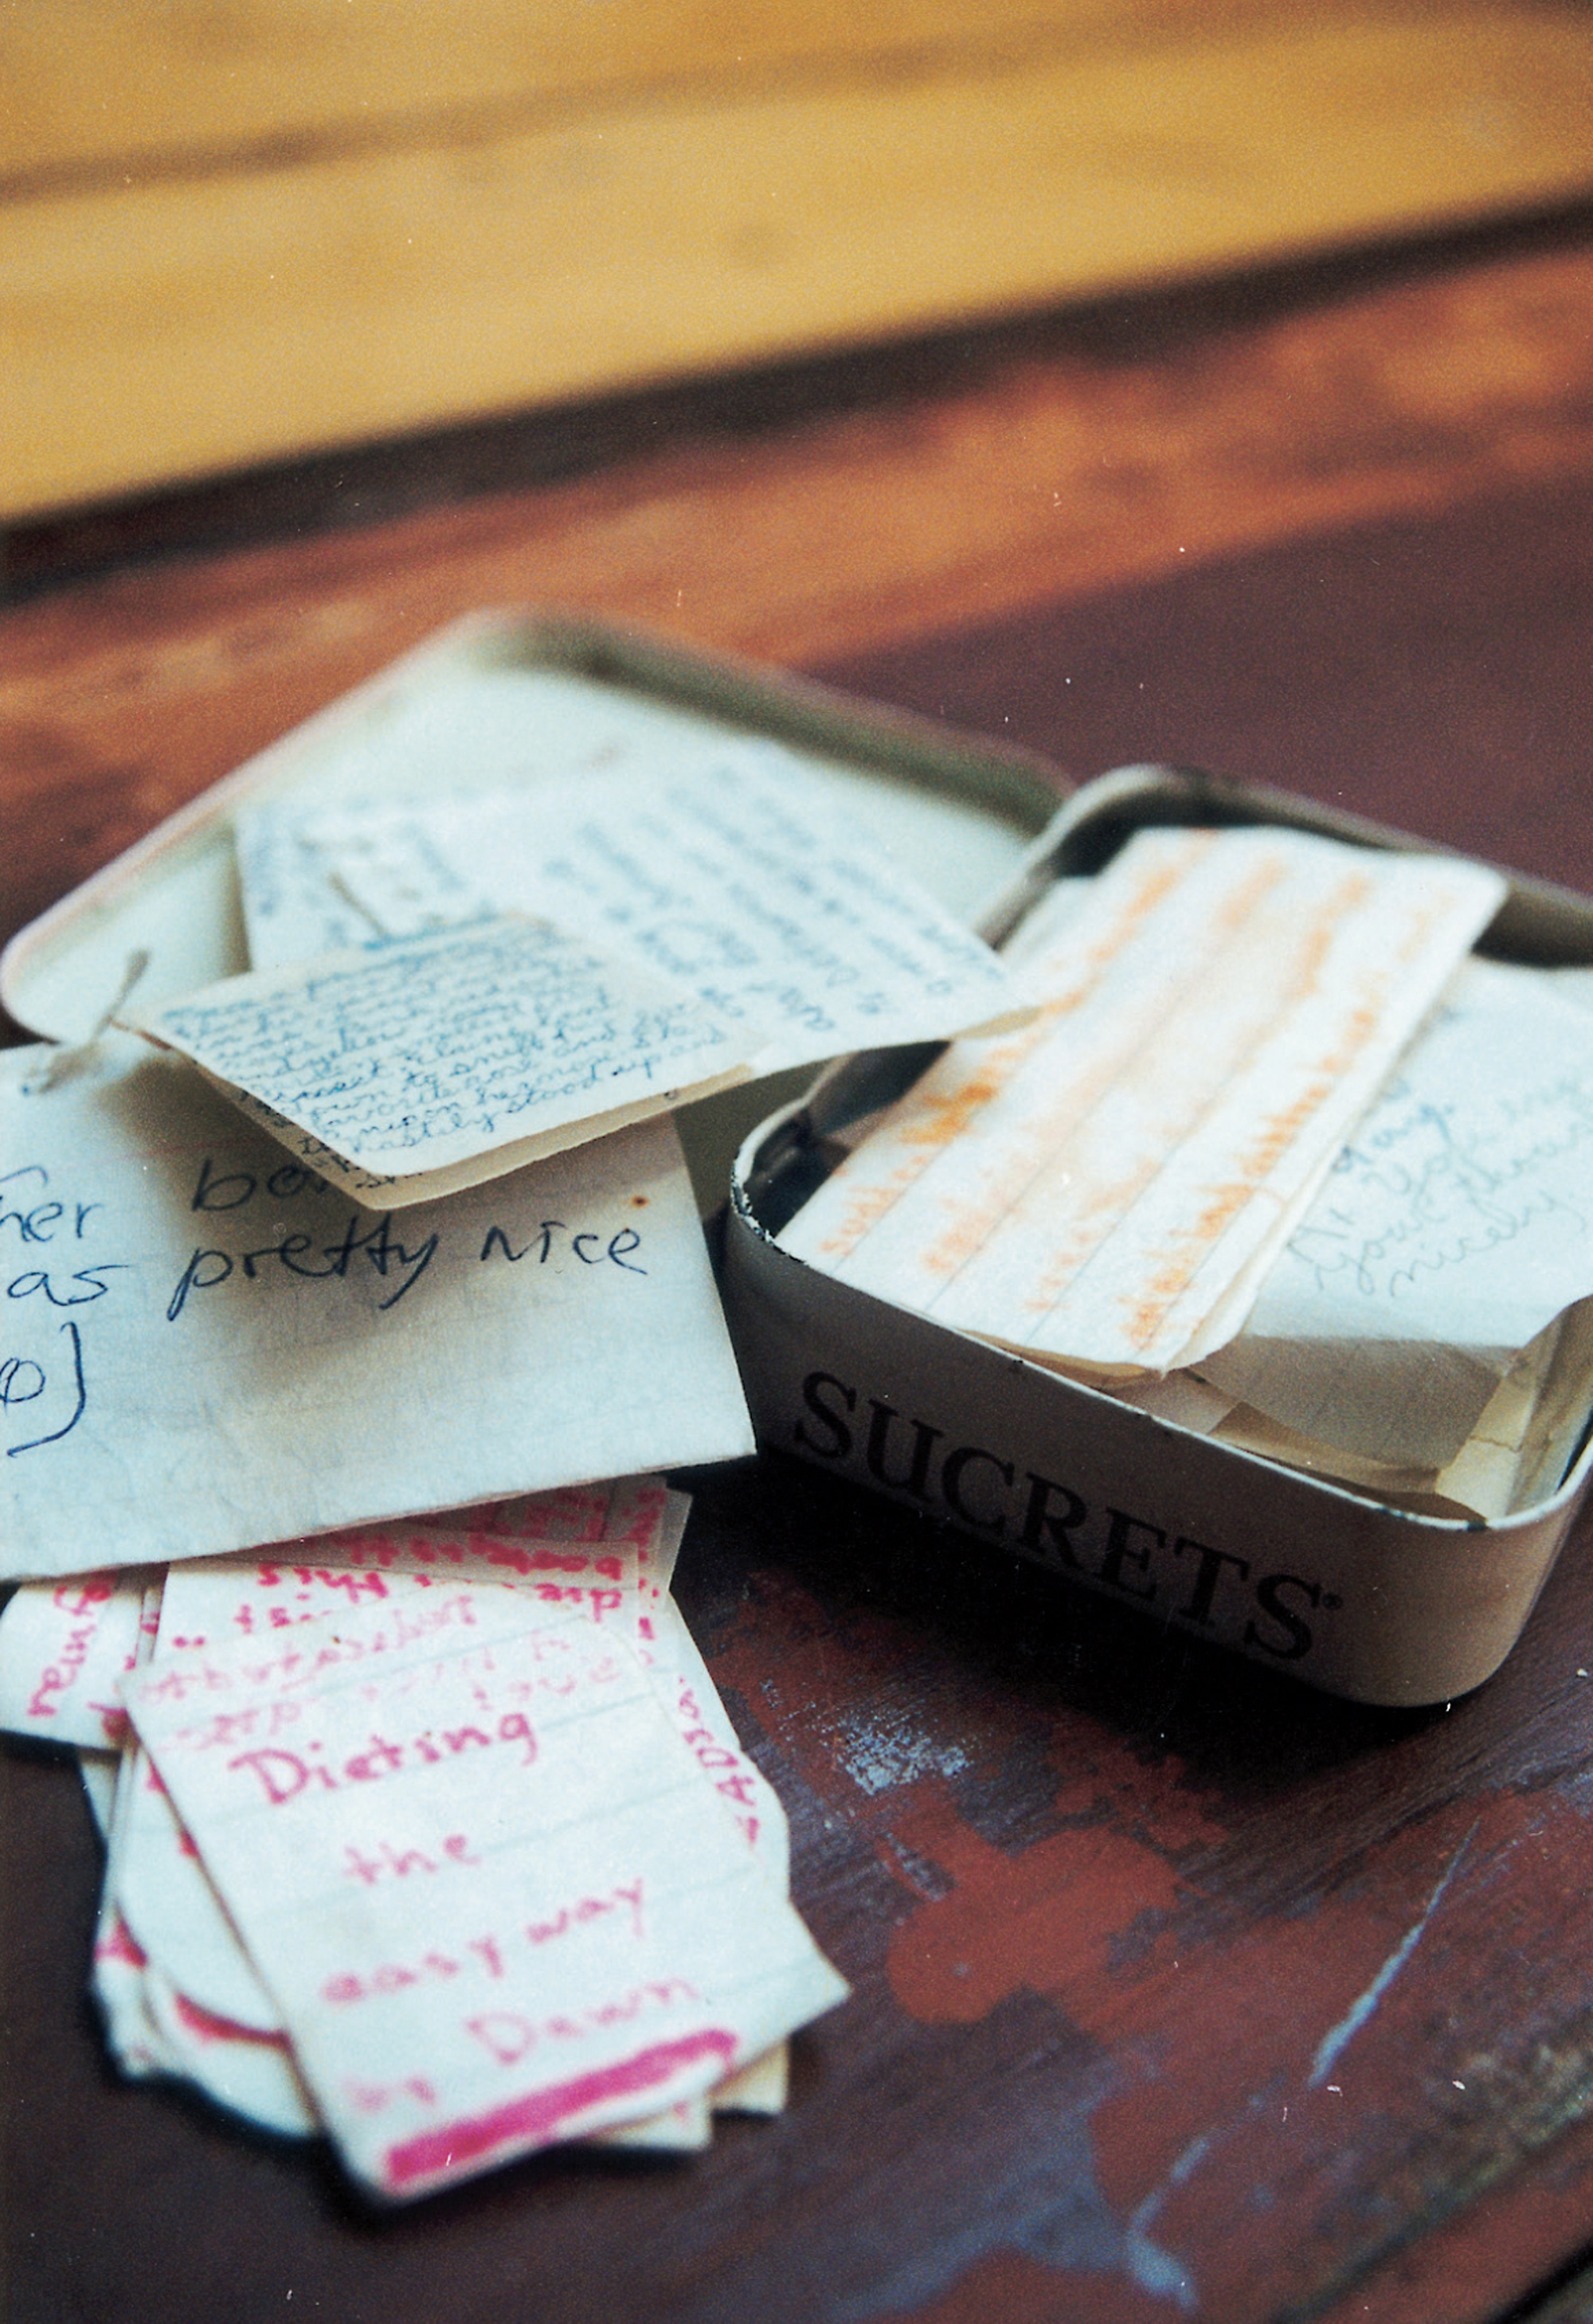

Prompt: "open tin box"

[7,612,1591,1705]
[722,763,1593,1708]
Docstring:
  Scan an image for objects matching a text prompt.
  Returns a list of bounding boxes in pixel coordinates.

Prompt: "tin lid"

[1,607,1064,1047]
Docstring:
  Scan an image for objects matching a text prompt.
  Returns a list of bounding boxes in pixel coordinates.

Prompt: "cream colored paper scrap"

[127,917,753,1203]
[92,1863,318,2137]
[77,1743,120,1836]
[1211,1320,1558,1520]
[123,1583,848,2198]
[158,1537,659,1680]
[312,1497,674,1633]
[588,2096,714,2153]
[645,1594,789,1883]
[235,804,397,970]
[114,1527,671,2033]
[111,1727,282,2031]
[1198,957,1593,1469]
[91,1893,171,2083]
[109,1513,746,2154]
[642,1594,793,2115]
[779,826,1505,1377]
[79,1505,798,2151]
[0,1035,751,1580]
[103,1510,793,2146]
[91,1594,234,2074]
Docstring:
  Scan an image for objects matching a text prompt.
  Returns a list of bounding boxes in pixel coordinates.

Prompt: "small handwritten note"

[0,1035,752,1581]
[778,825,1505,1376]
[30,1485,807,2162]
[238,747,1027,1081]
[123,1575,847,2195]
[1198,957,1593,1470]
[129,917,753,1202]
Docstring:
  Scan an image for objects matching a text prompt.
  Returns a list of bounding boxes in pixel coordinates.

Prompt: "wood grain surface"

[0,0,1387,182]
[7,214,1593,2324]
[6,0,1593,515]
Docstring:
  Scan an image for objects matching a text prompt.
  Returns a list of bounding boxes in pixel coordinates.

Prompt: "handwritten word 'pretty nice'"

[167,1156,648,1319]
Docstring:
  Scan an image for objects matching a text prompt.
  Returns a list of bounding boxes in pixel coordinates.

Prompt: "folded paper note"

[122,1554,847,2196]
[0,1035,752,1580]
[1,1485,815,2169]
[127,916,753,1203]
[778,825,1505,1378]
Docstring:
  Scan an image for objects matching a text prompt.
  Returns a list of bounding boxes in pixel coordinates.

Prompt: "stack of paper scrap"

[2,737,1036,2192]
[779,823,1593,1520]
[128,746,1031,1205]
[0,1480,847,2193]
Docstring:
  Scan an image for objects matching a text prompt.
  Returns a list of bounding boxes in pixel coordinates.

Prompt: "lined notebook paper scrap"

[105,1496,690,2042]
[1206,1320,1567,1521]
[0,1035,751,1581]
[234,746,1028,1078]
[126,916,753,1203]
[121,1561,847,2197]
[0,1483,820,2169]
[778,826,1505,1377]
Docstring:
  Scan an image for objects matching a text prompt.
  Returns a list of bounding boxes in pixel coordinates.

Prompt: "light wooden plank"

[0,0,1344,184]
[6,6,1593,518]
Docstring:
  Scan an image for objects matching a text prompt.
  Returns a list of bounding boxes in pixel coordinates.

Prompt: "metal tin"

[723,765,1593,1707]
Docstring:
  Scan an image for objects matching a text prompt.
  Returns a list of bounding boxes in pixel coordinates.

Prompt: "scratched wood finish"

[7,1,1593,514]
[10,221,1593,2322]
